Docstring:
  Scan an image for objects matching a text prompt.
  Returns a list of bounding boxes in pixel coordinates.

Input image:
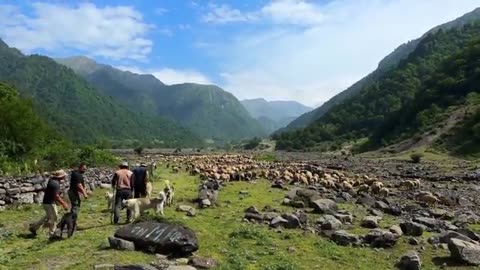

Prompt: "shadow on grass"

[76,224,112,231]
[17,233,36,239]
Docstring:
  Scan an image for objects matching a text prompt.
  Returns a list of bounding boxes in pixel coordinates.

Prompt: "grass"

[0,166,476,269]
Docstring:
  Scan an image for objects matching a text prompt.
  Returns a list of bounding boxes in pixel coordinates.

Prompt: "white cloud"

[261,0,325,26]
[116,66,213,85]
[201,0,480,106]
[202,0,325,26]
[155,7,168,15]
[202,4,257,24]
[0,3,152,60]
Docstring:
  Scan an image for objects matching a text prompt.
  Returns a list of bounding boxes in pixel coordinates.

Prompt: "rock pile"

[0,168,113,208]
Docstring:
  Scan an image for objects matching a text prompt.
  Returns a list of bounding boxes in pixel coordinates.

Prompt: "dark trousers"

[134,185,146,198]
[68,189,81,219]
[114,189,132,224]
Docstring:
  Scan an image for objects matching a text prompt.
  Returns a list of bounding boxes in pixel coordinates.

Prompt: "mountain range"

[281,7,480,134]
[0,40,201,147]
[56,57,266,143]
[274,9,480,157]
[241,98,312,133]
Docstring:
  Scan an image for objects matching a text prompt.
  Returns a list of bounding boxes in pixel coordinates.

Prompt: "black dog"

[56,212,77,239]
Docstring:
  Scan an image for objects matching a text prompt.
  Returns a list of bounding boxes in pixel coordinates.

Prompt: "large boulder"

[318,215,342,231]
[330,230,360,246]
[114,222,198,256]
[397,250,421,270]
[363,229,398,248]
[311,199,338,214]
[448,238,480,265]
[439,231,478,245]
[400,221,426,237]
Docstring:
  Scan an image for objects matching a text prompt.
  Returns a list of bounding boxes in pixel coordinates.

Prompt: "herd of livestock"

[151,154,442,208]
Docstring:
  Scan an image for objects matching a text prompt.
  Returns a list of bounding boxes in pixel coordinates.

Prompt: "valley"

[1,2,480,270]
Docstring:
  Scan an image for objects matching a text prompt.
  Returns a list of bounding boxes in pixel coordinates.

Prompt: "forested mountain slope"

[58,57,266,142]
[280,7,480,133]
[274,22,480,154]
[0,40,201,147]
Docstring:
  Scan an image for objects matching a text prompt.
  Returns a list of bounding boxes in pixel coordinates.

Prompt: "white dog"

[105,191,114,212]
[121,194,166,221]
[163,180,174,207]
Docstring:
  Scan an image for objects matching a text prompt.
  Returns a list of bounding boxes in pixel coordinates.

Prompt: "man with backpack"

[132,163,149,198]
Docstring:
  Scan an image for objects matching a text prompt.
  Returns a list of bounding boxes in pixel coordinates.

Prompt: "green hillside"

[280,7,480,133]
[57,57,266,142]
[274,22,480,154]
[0,40,201,148]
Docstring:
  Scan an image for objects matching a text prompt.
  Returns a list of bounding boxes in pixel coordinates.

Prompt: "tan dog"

[105,191,114,212]
[146,182,153,198]
[121,195,166,221]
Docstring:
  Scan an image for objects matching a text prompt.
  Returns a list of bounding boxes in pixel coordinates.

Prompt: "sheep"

[379,187,390,197]
[417,194,440,206]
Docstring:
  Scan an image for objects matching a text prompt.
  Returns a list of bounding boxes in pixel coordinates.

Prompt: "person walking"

[68,163,88,220]
[132,163,149,198]
[29,170,69,237]
[111,161,133,224]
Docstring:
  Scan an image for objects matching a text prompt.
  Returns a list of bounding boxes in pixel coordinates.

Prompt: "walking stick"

[111,173,118,225]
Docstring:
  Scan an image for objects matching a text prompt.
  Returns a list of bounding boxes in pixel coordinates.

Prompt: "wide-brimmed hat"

[120,161,129,167]
[51,169,67,178]
[140,162,147,167]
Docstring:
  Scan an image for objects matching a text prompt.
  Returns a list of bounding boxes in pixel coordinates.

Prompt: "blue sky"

[0,0,479,106]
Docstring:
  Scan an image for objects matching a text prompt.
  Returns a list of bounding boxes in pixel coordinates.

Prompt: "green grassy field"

[0,166,474,269]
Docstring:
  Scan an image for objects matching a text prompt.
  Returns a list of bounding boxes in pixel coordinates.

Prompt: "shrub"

[410,153,424,163]
[244,137,262,150]
[134,146,144,156]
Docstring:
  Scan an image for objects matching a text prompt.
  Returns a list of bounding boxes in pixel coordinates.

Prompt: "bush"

[134,146,144,156]
[244,137,262,150]
[410,153,424,163]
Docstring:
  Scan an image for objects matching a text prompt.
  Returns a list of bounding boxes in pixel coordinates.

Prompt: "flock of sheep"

[153,154,443,208]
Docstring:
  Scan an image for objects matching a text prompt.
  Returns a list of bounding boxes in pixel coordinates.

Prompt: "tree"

[134,146,144,156]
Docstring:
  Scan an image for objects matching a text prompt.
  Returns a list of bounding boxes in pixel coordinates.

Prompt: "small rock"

[189,257,217,269]
[287,246,296,253]
[361,216,380,229]
[291,200,305,208]
[94,264,115,270]
[397,250,421,270]
[390,225,403,237]
[176,258,190,265]
[187,208,197,217]
[239,190,249,195]
[330,230,359,246]
[374,200,389,211]
[245,206,260,215]
[318,215,342,231]
[334,213,353,224]
[177,205,194,212]
[368,208,383,217]
[108,236,135,251]
[166,266,197,270]
[408,238,420,246]
[282,198,291,205]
